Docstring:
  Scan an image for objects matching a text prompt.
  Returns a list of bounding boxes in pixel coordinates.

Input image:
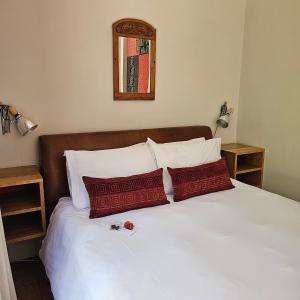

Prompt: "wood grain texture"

[3,213,45,244]
[1,196,42,217]
[0,166,42,188]
[221,143,265,188]
[221,143,264,155]
[0,166,47,244]
[114,18,155,39]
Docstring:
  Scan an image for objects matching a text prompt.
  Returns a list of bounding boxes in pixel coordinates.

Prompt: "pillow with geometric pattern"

[83,168,169,218]
[167,158,234,202]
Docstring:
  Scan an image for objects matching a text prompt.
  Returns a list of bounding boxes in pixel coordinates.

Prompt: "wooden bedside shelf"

[1,197,42,217]
[236,171,263,188]
[5,226,44,245]
[236,164,262,175]
[0,166,43,188]
[221,143,265,188]
[0,166,46,244]
[3,212,44,244]
[1,185,41,217]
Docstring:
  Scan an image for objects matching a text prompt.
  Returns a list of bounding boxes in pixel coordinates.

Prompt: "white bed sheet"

[40,180,300,300]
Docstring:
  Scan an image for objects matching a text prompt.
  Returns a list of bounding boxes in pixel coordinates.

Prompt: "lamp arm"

[213,124,219,137]
[8,105,19,117]
[0,101,19,117]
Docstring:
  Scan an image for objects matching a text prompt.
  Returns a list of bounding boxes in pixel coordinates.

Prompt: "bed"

[39,126,300,300]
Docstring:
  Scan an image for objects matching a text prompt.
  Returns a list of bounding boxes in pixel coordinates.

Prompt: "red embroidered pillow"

[83,168,169,218]
[167,158,234,201]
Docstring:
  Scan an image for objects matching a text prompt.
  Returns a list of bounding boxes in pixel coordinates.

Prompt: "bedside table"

[0,166,46,244]
[221,143,265,188]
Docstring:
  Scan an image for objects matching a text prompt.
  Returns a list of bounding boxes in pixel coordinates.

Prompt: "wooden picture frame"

[112,18,156,100]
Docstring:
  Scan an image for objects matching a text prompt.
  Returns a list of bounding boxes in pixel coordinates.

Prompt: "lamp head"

[15,114,38,136]
[216,114,229,128]
[0,101,38,135]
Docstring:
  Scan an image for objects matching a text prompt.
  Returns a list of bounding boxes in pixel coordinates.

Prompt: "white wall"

[0,0,246,168]
[238,0,300,201]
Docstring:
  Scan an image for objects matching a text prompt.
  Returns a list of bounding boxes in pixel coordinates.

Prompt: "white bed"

[40,180,300,300]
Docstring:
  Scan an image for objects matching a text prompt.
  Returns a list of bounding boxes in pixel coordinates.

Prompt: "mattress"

[40,180,300,300]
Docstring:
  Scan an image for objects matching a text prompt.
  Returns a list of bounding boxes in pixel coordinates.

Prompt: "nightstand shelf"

[1,185,41,217]
[0,166,43,188]
[221,143,265,188]
[3,212,44,244]
[0,166,46,244]
[236,171,263,188]
[1,197,42,217]
[236,164,262,175]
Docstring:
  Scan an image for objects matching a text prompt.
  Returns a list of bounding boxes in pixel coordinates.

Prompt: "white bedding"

[40,180,300,300]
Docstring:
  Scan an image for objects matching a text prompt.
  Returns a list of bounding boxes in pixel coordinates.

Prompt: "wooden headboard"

[39,126,212,217]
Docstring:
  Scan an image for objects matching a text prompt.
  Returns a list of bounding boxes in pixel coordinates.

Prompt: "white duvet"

[40,180,300,300]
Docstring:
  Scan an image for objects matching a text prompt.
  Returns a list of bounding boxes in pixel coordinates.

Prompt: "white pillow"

[147,137,221,194]
[65,143,157,209]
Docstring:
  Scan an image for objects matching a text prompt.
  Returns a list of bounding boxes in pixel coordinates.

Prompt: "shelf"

[236,171,263,187]
[221,143,264,155]
[0,165,46,245]
[3,212,45,244]
[0,184,41,217]
[0,166,42,188]
[236,164,262,175]
[5,224,44,245]
[1,195,41,217]
[222,144,265,188]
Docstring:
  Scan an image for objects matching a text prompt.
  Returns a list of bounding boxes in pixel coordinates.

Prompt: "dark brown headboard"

[39,126,212,217]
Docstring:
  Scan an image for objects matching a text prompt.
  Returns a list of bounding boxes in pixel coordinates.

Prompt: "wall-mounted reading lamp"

[0,101,38,136]
[214,102,233,137]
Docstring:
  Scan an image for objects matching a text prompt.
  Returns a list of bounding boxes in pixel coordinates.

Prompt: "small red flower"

[124,220,134,230]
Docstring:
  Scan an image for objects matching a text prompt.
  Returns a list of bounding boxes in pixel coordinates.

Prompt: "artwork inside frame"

[112,18,156,100]
[119,37,151,94]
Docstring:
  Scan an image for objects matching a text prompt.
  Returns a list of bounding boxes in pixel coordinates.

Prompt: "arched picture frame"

[113,18,156,100]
